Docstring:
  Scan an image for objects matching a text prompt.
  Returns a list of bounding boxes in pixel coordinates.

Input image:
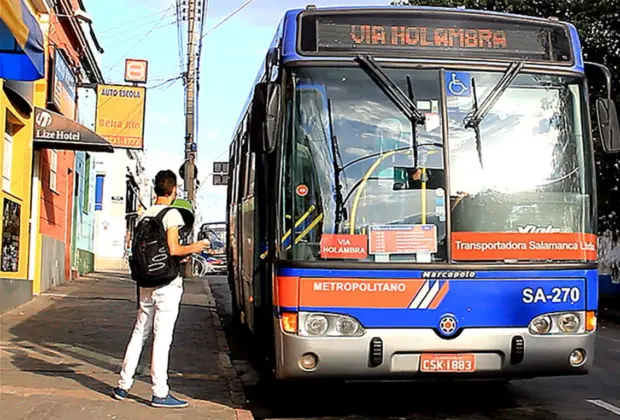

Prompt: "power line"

[195,0,208,161]
[195,147,229,195]
[175,0,186,74]
[107,21,177,46]
[106,7,174,73]
[200,0,256,40]
[192,1,257,200]
[98,7,172,34]
[148,75,183,89]
[104,15,177,40]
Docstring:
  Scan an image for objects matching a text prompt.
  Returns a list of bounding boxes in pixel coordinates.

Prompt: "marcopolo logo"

[422,271,476,279]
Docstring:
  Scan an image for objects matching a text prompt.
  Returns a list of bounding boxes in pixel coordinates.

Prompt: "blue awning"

[0,0,45,81]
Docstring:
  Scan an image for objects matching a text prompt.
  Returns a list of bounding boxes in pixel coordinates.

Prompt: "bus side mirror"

[250,83,267,154]
[596,98,620,154]
[264,83,281,154]
[249,82,280,154]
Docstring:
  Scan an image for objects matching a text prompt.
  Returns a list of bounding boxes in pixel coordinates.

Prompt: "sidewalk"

[0,271,253,420]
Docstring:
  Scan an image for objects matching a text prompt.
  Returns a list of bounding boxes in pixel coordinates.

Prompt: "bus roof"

[279,6,583,72]
[283,5,570,23]
[230,5,583,142]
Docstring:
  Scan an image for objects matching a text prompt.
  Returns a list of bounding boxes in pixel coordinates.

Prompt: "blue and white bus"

[226,5,620,381]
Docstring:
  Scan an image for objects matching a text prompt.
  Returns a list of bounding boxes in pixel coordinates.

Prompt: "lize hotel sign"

[95,84,147,149]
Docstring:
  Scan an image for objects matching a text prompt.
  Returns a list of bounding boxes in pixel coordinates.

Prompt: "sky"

[83,0,382,224]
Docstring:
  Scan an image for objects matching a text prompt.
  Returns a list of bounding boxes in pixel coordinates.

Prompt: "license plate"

[419,353,476,373]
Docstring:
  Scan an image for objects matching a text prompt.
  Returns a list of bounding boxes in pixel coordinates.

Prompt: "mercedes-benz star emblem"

[438,315,458,336]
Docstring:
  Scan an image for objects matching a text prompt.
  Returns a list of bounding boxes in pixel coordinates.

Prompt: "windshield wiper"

[327,98,346,232]
[464,60,526,168]
[355,54,426,167]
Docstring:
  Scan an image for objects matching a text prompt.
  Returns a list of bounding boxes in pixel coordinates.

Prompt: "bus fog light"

[305,314,329,336]
[336,316,360,336]
[529,315,552,335]
[300,353,318,370]
[558,313,580,333]
[569,349,586,367]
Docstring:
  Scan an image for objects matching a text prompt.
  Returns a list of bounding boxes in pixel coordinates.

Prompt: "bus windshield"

[199,223,227,254]
[280,66,594,263]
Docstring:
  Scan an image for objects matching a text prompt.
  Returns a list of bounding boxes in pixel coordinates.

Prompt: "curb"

[202,279,255,420]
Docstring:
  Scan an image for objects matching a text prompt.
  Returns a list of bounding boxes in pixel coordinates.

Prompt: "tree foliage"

[398,0,620,236]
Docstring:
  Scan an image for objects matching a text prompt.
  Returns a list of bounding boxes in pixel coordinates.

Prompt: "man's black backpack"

[129,207,180,288]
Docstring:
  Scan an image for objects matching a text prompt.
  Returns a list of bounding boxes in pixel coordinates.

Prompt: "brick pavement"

[0,271,253,420]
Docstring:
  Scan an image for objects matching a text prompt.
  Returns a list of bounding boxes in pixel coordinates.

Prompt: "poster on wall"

[1,199,21,272]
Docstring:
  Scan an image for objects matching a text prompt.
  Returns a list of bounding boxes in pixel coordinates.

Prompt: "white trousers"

[118,278,183,398]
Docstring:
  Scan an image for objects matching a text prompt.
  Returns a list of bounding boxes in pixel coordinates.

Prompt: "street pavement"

[207,276,620,420]
[2,271,619,420]
[0,272,252,420]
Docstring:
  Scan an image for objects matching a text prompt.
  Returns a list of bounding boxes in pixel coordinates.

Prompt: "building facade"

[0,0,47,313]
[72,48,102,276]
[72,150,96,275]
[32,0,107,295]
[93,149,147,271]
[1,0,111,313]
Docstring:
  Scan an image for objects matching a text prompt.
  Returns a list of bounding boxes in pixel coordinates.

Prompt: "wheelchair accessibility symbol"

[445,71,471,97]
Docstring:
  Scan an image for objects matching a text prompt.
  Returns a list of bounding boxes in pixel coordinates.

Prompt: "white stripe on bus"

[409,281,430,309]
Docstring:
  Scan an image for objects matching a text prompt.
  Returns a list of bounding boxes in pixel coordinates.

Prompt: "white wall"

[93,150,130,268]
[93,148,148,270]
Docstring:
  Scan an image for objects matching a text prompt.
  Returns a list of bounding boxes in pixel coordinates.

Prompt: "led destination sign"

[349,25,508,49]
[299,11,573,63]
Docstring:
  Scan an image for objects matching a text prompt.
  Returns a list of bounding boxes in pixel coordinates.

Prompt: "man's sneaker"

[151,394,189,408]
[112,387,129,400]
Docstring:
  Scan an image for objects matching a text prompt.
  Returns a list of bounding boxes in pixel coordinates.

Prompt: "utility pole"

[182,0,199,278]
[184,0,198,205]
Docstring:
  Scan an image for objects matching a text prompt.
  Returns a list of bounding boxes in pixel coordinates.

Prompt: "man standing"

[113,170,209,408]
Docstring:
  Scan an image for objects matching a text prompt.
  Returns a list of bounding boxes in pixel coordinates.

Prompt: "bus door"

[229,137,244,319]
[240,142,258,332]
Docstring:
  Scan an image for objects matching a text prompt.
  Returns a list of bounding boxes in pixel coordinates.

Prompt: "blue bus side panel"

[600,274,620,297]
[276,268,597,329]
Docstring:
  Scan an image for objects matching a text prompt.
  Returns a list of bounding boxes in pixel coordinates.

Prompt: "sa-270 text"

[522,287,581,304]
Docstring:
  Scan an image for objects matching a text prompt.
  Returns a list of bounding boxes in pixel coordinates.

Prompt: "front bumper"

[274,324,595,380]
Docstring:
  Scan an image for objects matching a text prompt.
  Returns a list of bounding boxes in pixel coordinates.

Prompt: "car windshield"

[279,67,594,263]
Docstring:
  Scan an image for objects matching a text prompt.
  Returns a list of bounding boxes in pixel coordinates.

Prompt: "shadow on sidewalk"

[5,348,152,406]
[3,274,239,409]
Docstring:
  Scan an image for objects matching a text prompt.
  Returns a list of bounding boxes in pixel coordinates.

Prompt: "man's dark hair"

[154,170,177,197]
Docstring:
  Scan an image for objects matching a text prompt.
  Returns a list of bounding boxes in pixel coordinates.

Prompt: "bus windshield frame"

[277,65,596,264]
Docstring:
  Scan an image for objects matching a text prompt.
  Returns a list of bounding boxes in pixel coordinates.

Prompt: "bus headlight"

[529,315,552,334]
[335,316,361,336]
[558,313,580,333]
[528,312,585,335]
[305,314,329,336]
[299,312,365,337]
